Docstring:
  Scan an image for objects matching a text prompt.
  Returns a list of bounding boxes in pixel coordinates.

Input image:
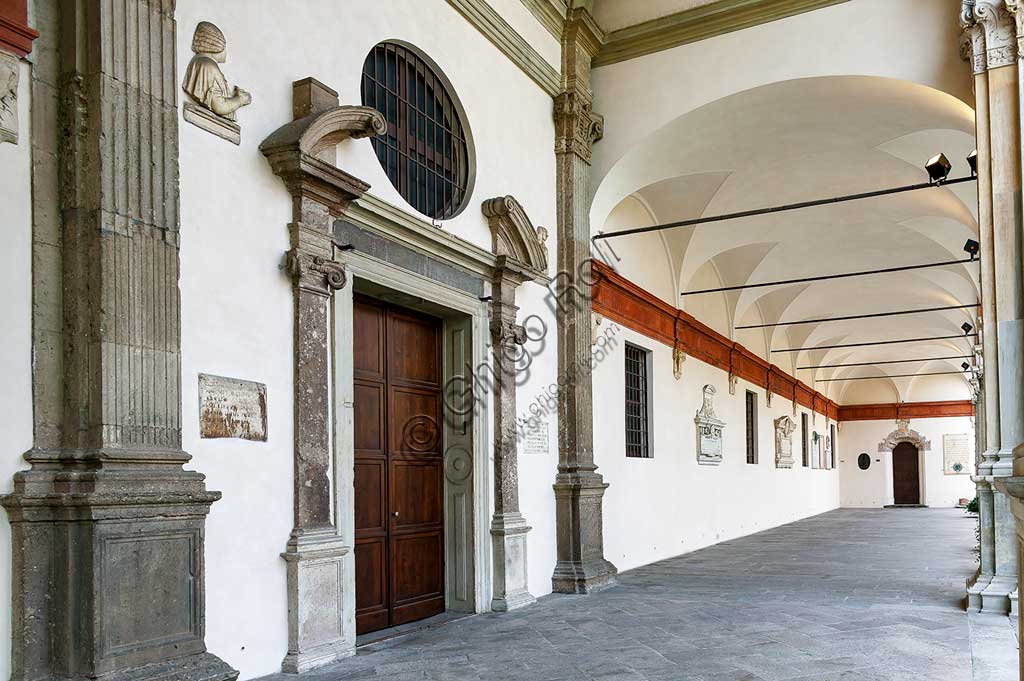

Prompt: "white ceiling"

[593,0,722,32]
[598,76,978,403]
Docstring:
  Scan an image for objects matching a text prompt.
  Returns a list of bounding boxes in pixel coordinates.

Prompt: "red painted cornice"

[590,261,972,423]
[0,1,38,58]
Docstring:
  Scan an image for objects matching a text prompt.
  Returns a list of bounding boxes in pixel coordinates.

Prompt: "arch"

[878,420,932,453]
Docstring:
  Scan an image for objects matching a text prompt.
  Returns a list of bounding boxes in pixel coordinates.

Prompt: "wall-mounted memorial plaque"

[523,420,549,457]
[695,384,725,466]
[199,373,268,441]
[943,433,972,475]
[774,415,796,469]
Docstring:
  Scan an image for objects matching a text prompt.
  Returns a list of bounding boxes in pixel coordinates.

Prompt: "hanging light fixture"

[967,149,978,176]
[962,362,971,371]
[926,153,952,184]
[964,239,980,260]
[962,322,974,334]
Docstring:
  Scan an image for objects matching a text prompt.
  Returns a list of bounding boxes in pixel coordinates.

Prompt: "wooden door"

[353,297,445,635]
[892,442,920,505]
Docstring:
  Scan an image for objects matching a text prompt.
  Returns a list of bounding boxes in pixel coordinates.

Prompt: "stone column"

[0,2,236,680]
[261,79,385,673]
[550,3,617,593]
[963,7,1001,608]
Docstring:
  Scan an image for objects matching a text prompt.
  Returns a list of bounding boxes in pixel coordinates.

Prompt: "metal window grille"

[745,391,757,464]
[801,413,810,467]
[361,43,469,220]
[624,344,650,458]
[830,423,837,468]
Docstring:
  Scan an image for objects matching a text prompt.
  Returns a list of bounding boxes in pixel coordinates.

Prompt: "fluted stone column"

[0,2,236,680]
[550,4,617,593]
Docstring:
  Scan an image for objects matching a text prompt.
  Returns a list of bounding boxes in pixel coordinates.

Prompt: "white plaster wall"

[837,417,976,508]
[594,325,841,573]
[174,2,557,677]
[0,59,34,681]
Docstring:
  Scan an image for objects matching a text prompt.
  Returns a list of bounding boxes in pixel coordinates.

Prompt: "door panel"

[892,442,920,505]
[353,297,445,635]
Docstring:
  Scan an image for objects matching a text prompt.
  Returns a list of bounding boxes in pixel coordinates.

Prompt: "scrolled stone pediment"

[481,195,549,281]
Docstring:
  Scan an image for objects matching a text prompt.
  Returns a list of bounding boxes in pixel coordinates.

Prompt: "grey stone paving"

[258,508,1001,681]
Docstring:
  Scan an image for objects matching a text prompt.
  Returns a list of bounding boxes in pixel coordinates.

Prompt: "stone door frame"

[333,253,494,618]
[879,425,931,506]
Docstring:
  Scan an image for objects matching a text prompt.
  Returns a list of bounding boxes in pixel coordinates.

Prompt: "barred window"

[830,423,837,469]
[745,391,758,464]
[361,42,472,220]
[801,413,810,467]
[625,343,651,458]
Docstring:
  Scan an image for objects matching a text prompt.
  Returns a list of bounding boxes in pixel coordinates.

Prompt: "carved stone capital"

[287,249,347,296]
[554,90,603,163]
[977,1,1018,68]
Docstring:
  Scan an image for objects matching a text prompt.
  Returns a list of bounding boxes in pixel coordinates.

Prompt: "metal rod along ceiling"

[771,332,979,354]
[592,175,977,241]
[814,370,970,383]
[797,355,973,370]
[735,303,977,330]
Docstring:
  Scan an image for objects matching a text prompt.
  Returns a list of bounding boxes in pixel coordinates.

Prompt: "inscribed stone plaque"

[199,374,267,441]
[695,384,725,466]
[523,420,549,457]
[943,433,972,475]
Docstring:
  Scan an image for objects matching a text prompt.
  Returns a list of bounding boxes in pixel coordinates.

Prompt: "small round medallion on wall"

[857,453,871,470]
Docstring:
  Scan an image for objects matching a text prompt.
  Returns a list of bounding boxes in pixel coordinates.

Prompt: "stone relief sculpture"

[0,51,18,144]
[695,384,725,466]
[879,418,931,453]
[182,21,252,144]
[774,415,796,469]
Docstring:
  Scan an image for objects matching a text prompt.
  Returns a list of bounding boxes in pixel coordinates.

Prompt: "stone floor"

[259,508,1012,681]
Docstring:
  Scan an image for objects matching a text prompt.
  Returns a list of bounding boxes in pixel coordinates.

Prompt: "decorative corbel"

[728,372,738,396]
[287,249,347,295]
[591,312,603,345]
[673,345,686,381]
[766,390,773,408]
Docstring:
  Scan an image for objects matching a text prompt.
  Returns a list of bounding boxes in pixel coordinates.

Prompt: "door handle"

[392,511,400,518]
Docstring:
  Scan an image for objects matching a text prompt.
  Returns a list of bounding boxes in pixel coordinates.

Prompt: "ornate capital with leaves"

[554,90,604,164]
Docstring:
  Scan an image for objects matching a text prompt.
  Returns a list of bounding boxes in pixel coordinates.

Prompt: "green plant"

[966,496,979,514]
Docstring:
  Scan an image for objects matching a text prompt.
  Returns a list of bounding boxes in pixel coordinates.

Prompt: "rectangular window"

[801,413,810,467]
[624,343,652,458]
[830,423,837,469]
[745,391,758,464]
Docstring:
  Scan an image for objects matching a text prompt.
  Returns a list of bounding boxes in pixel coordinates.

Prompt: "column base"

[967,570,993,612]
[491,513,536,612]
[281,529,354,674]
[978,576,1018,615]
[551,558,618,594]
[101,652,238,681]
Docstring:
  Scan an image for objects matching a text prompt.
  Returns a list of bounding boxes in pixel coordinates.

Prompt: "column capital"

[554,89,604,163]
[976,1,1018,69]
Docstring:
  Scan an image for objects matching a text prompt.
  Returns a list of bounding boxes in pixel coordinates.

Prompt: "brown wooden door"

[353,297,445,635]
[892,442,920,505]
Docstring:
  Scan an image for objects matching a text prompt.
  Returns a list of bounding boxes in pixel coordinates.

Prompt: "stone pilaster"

[0,2,236,680]
[481,195,550,611]
[550,4,617,594]
[261,79,384,673]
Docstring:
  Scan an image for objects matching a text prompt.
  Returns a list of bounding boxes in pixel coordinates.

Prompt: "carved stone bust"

[182,21,252,144]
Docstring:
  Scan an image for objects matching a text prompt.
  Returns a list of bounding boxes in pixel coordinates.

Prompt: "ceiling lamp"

[962,322,974,334]
[962,362,971,371]
[926,153,952,184]
[967,149,978,176]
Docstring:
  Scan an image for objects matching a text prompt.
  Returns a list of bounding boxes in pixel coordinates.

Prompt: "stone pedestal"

[491,513,536,611]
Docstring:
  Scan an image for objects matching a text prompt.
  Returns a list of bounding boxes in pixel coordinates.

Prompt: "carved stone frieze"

[774,415,797,469]
[878,419,932,453]
[0,51,17,144]
[182,21,252,144]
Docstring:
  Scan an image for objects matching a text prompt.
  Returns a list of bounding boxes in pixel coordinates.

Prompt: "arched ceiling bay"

[596,76,978,403]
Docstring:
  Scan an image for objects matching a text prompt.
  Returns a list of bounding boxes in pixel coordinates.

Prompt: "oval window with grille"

[858,453,871,470]
[360,42,473,220]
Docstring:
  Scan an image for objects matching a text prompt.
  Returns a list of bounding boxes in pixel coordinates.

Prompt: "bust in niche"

[182,21,252,144]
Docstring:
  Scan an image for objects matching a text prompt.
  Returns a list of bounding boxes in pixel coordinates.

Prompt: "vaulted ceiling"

[594,76,978,404]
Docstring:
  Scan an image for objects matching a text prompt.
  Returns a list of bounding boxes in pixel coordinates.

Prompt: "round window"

[360,42,473,220]
[857,453,871,470]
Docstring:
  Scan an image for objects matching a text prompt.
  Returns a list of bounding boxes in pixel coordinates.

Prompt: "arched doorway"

[892,441,921,505]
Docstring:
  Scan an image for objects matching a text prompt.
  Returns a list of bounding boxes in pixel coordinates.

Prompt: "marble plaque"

[199,374,267,441]
[943,433,971,475]
[695,384,725,466]
[523,420,549,457]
